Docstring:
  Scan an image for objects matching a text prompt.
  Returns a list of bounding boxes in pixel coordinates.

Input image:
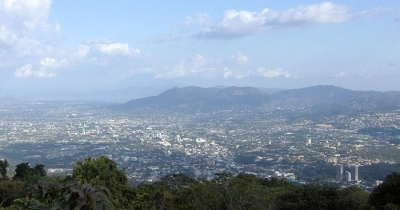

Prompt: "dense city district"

[0,100,399,192]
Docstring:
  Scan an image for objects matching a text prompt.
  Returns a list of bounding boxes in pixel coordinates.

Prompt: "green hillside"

[0,156,399,209]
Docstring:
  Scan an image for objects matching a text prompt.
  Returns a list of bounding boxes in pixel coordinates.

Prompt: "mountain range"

[112,85,400,115]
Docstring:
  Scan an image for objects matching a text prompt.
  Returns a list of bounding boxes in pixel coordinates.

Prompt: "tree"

[224,173,276,210]
[31,181,114,210]
[130,184,166,210]
[72,156,127,191]
[154,173,198,190]
[299,182,339,210]
[72,156,130,208]
[13,163,47,181]
[0,180,25,207]
[13,163,31,180]
[33,164,46,177]
[0,159,9,180]
[337,186,369,210]
[369,172,400,209]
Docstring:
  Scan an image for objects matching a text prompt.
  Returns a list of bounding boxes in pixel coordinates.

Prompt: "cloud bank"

[154,53,295,81]
[191,2,382,39]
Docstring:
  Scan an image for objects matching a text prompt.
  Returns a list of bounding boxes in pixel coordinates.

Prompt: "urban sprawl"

[0,101,399,192]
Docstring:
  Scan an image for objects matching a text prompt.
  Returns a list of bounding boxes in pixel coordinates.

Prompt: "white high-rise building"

[306,138,312,146]
[353,165,359,181]
[336,164,343,181]
[345,171,352,182]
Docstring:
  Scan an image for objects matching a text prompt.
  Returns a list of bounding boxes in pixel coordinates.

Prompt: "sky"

[1,0,400,98]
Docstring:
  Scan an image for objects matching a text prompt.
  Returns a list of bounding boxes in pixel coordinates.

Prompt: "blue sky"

[1,0,400,95]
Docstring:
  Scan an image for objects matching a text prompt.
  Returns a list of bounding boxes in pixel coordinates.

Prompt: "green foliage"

[33,164,46,177]
[359,163,400,182]
[11,163,50,200]
[337,186,369,210]
[154,173,198,190]
[2,157,400,210]
[0,180,25,207]
[235,153,257,165]
[223,173,278,209]
[296,161,336,181]
[5,197,47,210]
[72,156,127,191]
[129,184,167,210]
[13,163,46,181]
[301,182,339,210]
[0,159,9,180]
[31,180,114,210]
[13,163,31,181]
[369,172,400,209]
[126,172,397,210]
[72,155,130,209]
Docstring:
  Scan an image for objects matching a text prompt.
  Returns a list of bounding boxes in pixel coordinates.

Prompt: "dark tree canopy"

[13,163,46,181]
[369,172,400,209]
[0,159,9,179]
[0,156,398,210]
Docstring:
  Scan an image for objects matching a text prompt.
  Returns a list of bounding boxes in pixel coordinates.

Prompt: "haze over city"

[2,1,400,208]
[0,0,399,101]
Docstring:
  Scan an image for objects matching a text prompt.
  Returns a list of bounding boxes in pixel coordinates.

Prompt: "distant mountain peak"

[274,85,355,100]
[113,86,270,114]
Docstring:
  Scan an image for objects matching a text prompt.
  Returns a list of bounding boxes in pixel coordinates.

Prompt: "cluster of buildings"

[336,164,359,183]
[0,101,399,189]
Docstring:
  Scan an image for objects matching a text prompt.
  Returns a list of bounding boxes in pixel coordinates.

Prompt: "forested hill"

[114,86,271,113]
[111,85,400,114]
[273,85,400,111]
[1,156,400,209]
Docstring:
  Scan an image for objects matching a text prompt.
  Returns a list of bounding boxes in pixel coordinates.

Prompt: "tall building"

[306,138,312,146]
[336,164,343,181]
[345,171,352,182]
[353,165,359,181]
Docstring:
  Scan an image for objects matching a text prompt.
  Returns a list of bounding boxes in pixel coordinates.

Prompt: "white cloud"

[155,54,215,78]
[194,9,265,39]
[335,72,347,77]
[97,43,131,55]
[155,61,187,78]
[222,70,232,78]
[223,68,245,79]
[34,68,56,78]
[193,54,206,67]
[85,39,145,57]
[254,68,295,78]
[14,64,33,77]
[0,26,18,47]
[184,13,212,27]
[0,0,54,34]
[155,56,221,79]
[192,2,380,39]
[147,14,212,43]
[232,52,248,65]
[0,0,147,81]
[277,2,349,25]
[13,57,67,78]
[76,45,90,58]
[222,67,295,80]
[0,0,69,77]
[154,53,295,81]
[40,57,68,69]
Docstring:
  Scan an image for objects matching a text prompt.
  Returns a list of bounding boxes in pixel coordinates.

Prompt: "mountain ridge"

[114,86,271,113]
[111,85,400,114]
